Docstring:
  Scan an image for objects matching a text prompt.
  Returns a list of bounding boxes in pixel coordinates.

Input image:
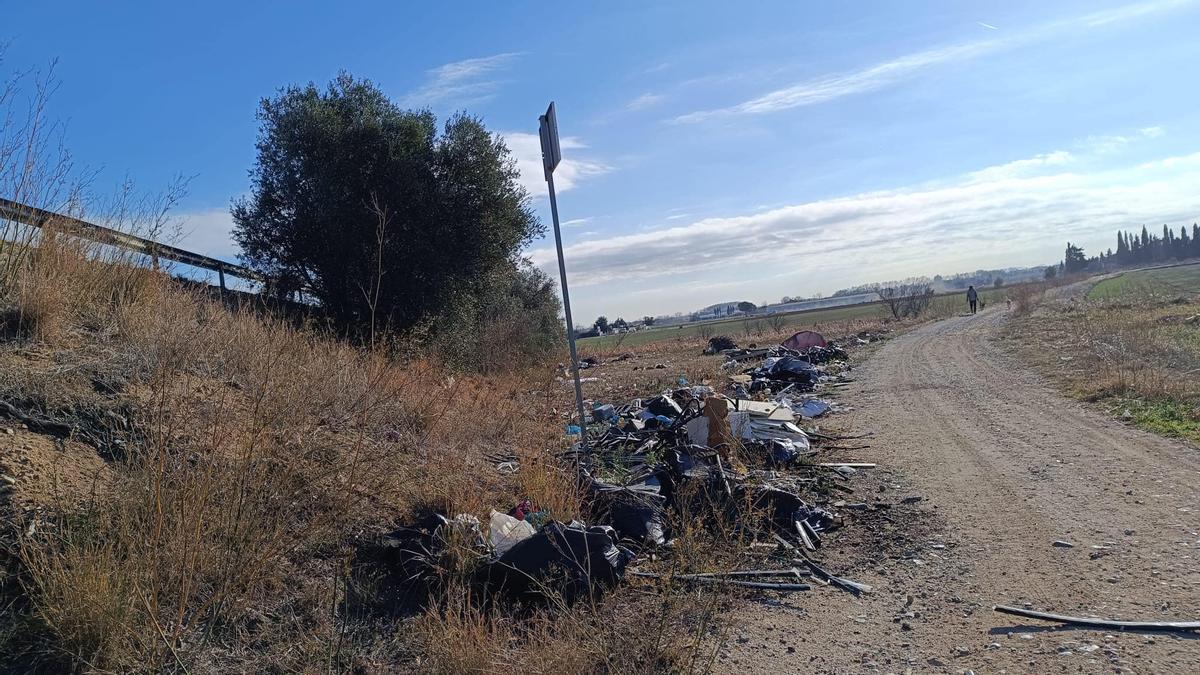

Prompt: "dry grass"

[1005,276,1200,445]
[0,232,759,673]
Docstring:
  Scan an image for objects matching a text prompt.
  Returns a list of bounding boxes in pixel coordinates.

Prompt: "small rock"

[0,474,16,486]
[1052,540,1075,548]
[954,646,971,656]
[927,657,946,667]
[2,427,13,435]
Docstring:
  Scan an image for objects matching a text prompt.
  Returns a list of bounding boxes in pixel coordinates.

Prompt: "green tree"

[232,73,543,336]
[642,315,656,326]
[594,316,609,333]
[736,301,757,313]
[1064,243,1087,273]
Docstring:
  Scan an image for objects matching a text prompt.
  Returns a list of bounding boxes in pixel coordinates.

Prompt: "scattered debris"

[363,330,875,610]
[993,605,1200,631]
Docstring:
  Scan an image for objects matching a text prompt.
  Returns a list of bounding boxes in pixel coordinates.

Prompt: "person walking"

[966,285,978,314]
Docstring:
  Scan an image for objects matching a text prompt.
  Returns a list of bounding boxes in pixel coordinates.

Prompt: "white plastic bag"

[489,510,535,554]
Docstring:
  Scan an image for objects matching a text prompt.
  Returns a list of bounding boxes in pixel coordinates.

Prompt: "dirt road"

[717,306,1200,673]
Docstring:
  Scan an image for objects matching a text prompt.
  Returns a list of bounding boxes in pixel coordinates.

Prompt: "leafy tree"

[1063,243,1088,273]
[1044,266,1057,280]
[594,316,609,333]
[612,317,628,330]
[736,301,757,313]
[642,315,656,326]
[232,73,543,337]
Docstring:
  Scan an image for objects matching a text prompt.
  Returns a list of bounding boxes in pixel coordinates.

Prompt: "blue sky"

[6,0,1200,321]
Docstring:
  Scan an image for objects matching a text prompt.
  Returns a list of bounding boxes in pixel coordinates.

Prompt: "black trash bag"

[768,356,821,383]
[704,335,738,354]
[592,480,668,546]
[481,521,634,605]
[353,513,485,615]
[643,394,684,419]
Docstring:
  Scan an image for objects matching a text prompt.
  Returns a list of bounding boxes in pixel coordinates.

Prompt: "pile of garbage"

[362,330,870,611]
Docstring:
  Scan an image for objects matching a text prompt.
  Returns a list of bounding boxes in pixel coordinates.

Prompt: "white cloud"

[174,207,239,260]
[530,148,1200,288]
[625,93,665,111]
[562,217,594,227]
[1080,0,1193,26]
[399,53,520,108]
[674,0,1195,123]
[967,150,1074,182]
[502,132,612,198]
[674,40,1004,123]
[1080,125,1167,154]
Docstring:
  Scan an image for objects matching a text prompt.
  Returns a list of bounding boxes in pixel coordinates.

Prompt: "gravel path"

[716,306,1200,673]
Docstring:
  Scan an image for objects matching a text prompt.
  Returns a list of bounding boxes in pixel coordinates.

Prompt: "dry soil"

[716,303,1200,674]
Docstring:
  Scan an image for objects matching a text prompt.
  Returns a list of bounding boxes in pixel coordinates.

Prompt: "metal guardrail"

[0,197,265,289]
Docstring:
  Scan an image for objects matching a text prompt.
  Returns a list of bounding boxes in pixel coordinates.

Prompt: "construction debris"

[993,605,1200,631]
[363,331,876,609]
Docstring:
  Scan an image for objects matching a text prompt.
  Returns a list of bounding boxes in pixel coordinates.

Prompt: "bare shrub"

[876,283,934,319]
[1010,282,1047,316]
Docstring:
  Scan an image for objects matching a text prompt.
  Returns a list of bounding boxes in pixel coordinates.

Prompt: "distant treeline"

[829,266,1046,298]
[1060,224,1200,275]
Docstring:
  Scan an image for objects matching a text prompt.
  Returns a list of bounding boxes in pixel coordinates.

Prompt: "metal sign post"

[539,102,589,450]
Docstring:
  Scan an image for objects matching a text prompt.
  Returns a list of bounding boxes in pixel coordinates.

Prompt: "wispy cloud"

[1080,125,1167,154]
[1080,0,1194,26]
[977,21,1000,30]
[531,144,1200,287]
[673,40,1003,123]
[399,53,520,108]
[967,150,1074,182]
[502,132,612,198]
[562,217,594,227]
[625,93,665,111]
[674,0,1194,123]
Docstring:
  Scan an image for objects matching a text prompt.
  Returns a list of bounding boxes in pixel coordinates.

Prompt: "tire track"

[719,307,1200,673]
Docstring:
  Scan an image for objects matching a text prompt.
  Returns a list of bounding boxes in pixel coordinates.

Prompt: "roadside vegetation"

[1007,264,1200,446]
[0,58,750,673]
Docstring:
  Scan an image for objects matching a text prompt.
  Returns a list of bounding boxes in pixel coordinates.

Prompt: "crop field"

[581,286,1008,349]
[1087,262,1200,300]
